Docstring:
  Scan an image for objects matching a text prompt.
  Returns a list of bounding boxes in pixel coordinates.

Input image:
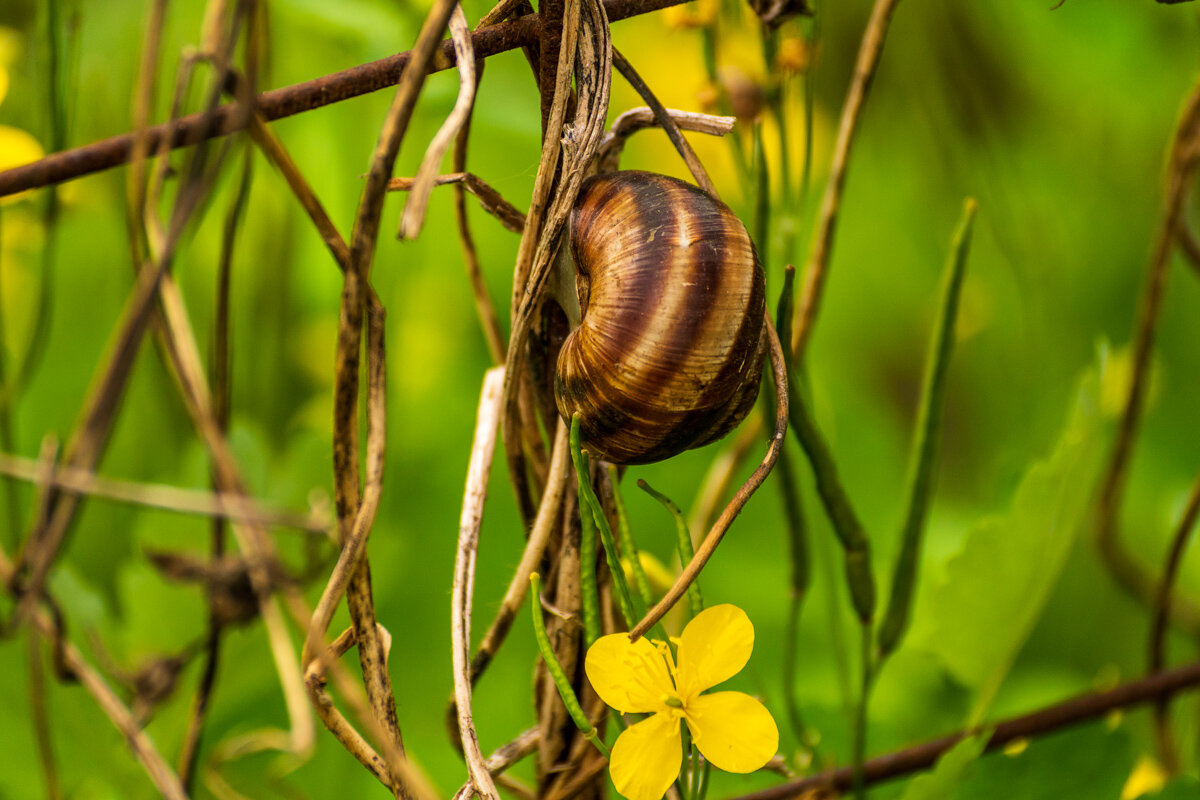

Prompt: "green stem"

[700,24,751,185]
[787,375,876,622]
[638,479,703,618]
[853,621,874,800]
[775,266,814,752]
[572,422,603,645]
[529,572,611,759]
[800,17,818,216]
[571,415,637,629]
[609,464,653,606]
[764,27,798,270]
[877,198,977,661]
[753,123,770,269]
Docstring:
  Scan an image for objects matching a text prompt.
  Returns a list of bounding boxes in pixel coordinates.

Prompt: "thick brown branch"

[733,658,1200,800]
[0,0,688,200]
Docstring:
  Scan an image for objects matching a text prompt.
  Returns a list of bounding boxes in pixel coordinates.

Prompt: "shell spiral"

[554,171,767,465]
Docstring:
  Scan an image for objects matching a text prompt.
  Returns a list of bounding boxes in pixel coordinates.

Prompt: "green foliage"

[919,354,1106,724]
[949,722,1134,800]
[0,1,1198,798]
[897,734,987,800]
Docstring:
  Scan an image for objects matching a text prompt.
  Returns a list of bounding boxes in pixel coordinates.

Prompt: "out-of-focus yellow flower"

[621,551,675,596]
[585,604,778,800]
[1120,754,1167,800]
[0,29,45,205]
[777,37,810,74]
[662,0,719,30]
[0,125,43,205]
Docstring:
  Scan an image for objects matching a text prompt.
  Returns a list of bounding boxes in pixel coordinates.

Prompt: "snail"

[554,170,767,465]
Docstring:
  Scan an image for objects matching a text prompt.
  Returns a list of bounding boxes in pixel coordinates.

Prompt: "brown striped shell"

[554,171,767,465]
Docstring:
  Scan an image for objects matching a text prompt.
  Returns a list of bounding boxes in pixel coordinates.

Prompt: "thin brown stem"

[0,451,327,532]
[610,48,718,196]
[596,106,734,174]
[331,0,460,788]
[791,0,901,360]
[1174,219,1200,277]
[1148,469,1200,772]
[451,367,506,800]
[733,658,1200,800]
[630,315,789,640]
[0,0,691,200]
[471,419,570,681]
[450,62,510,365]
[388,173,526,233]
[27,630,61,800]
[398,6,477,240]
[0,546,188,800]
[1094,78,1200,636]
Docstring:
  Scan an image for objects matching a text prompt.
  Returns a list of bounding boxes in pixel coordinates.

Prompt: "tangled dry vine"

[2,1,1200,799]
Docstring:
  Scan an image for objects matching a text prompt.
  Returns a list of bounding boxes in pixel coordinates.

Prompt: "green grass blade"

[878,198,977,660]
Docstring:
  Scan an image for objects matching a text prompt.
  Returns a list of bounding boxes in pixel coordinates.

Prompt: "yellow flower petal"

[0,125,44,205]
[585,633,674,714]
[609,712,682,800]
[685,691,778,773]
[674,604,754,698]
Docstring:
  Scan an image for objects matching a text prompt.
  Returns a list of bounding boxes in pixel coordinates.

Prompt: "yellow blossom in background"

[620,551,676,596]
[585,604,778,800]
[1120,754,1167,800]
[0,125,43,171]
[662,0,719,29]
[776,36,810,74]
[0,28,44,205]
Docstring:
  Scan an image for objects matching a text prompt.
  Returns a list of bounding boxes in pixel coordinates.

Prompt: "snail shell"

[554,170,766,465]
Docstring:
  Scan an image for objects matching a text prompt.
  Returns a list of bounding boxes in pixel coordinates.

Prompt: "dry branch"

[630,316,789,639]
[0,0,691,200]
[451,367,506,800]
[1094,76,1200,635]
[0,450,329,532]
[735,658,1200,800]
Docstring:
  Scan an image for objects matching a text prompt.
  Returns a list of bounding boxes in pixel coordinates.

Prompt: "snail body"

[554,170,766,465]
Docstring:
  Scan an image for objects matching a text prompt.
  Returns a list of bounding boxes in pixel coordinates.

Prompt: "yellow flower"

[585,604,778,800]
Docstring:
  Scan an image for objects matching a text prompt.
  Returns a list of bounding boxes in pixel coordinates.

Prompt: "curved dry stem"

[734,658,1200,800]
[596,106,734,175]
[452,87,512,363]
[471,419,571,679]
[1148,469,1200,771]
[609,48,718,196]
[500,0,605,520]
[1094,77,1200,635]
[451,367,506,800]
[398,5,477,240]
[451,728,540,800]
[331,1,461,785]
[630,314,789,640]
[389,173,527,233]
[0,451,329,532]
[0,549,188,800]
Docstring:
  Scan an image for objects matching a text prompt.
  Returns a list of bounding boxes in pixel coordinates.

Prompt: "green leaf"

[1154,777,1200,799]
[919,352,1106,723]
[948,721,1132,800]
[898,734,987,800]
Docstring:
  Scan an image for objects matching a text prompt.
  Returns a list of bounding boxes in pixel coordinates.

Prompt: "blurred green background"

[1,0,1200,797]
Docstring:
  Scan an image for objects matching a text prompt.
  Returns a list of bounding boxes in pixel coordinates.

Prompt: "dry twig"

[1094,77,1200,635]
[630,316,789,639]
[791,0,901,360]
[451,367,506,800]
